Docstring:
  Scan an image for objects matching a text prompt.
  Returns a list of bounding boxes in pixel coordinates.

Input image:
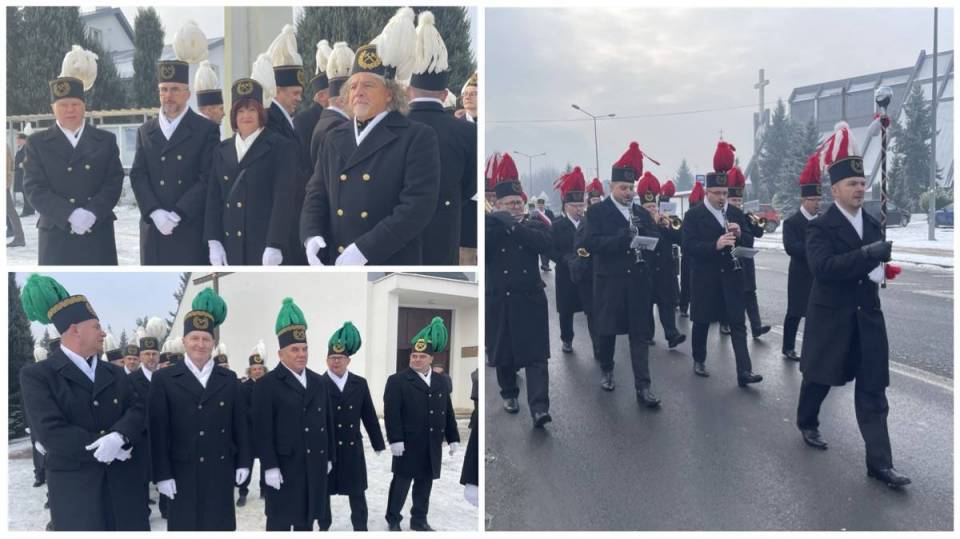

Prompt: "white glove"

[235,467,250,486]
[157,478,177,499]
[265,467,284,490]
[262,246,283,266]
[84,431,125,463]
[390,441,405,457]
[114,446,133,462]
[464,484,478,507]
[448,442,461,456]
[305,236,327,266]
[34,441,46,456]
[868,264,884,284]
[150,209,177,236]
[335,242,368,266]
[375,450,383,456]
[327,461,333,474]
[68,208,96,235]
[208,240,228,266]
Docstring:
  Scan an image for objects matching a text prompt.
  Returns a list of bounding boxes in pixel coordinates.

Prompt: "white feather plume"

[167,335,184,354]
[315,39,332,75]
[103,332,119,352]
[33,345,48,363]
[251,53,277,106]
[414,11,448,75]
[135,326,146,342]
[267,24,302,67]
[145,316,168,341]
[160,338,171,354]
[173,20,209,64]
[194,60,220,93]
[442,88,457,108]
[23,123,34,136]
[377,7,417,79]
[326,42,354,80]
[216,342,228,356]
[60,44,98,91]
[252,340,266,361]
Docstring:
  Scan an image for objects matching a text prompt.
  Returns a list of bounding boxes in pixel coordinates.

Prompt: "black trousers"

[783,315,802,353]
[319,492,368,531]
[496,359,550,415]
[692,321,752,375]
[744,290,763,333]
[385,475,433,526]
[266,517,312,531]
[559,310,575,344]
[679,257,692,312]
[796,379,893,470]
[597,327,651,390]
[647,301,681,341]
[237,458,265,497]
[18,189,35,216]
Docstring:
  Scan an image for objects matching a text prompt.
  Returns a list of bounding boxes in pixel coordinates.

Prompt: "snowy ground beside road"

[8,419,478,531]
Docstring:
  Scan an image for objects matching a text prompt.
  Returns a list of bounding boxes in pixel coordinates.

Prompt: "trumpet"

[746,212,766,229]
[659,214,682,230]
[629,205,648,265]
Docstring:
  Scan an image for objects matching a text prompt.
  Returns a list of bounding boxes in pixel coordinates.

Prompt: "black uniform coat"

[800,204,889,389]
[294,102,323,166]
[148,360,251,531]
[14,145,26,193]
[129,108,219,265]
[734,213,763,292]
[383,368,459,480]
[253,365,336,525]
[571,211,596,310]
[650,220,682,306]
[407,100,478,265]
[204,129,298,265]
[321,372,386,495]
[459,369,478,487]
[239,378,257,467]
[309,107,350,168]
[19,351,148,530]
[549,214,584,314]
[681,203,749,324]
[485,214,552,368]
[23,124,123,265]
[782,210,815,317]
[300,111,441,265]
[127,367,153,485]
[585,197,658,336]
[268,102,310,266]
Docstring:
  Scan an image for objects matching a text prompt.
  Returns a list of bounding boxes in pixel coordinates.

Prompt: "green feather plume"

[328,321,362,355]
[275,297,307,333]
[411,316,448,354]
[191,288,227,326]
[21,274,71,324]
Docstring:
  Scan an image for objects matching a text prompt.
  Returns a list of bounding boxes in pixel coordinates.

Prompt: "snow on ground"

[8,420,478,531]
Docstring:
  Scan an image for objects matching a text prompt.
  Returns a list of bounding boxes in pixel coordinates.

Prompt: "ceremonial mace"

[876,86,893,289]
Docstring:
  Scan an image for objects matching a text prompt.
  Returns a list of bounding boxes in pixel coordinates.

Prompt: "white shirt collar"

[272,99,295,129]
[282,362,307,388]
[465,111,476,123]
[56,120,85,149]
[235,127,264,163]
[567,214,581,228]
[611,195,632,222]
[327,105,350,120]
[61,343,96,382]
[800,206,817,221]
[327,369,349,392]
[141,363,154,382]
[184,355,215,388]
[124,365,135,375]
[415,367,432,387]
[354,110,390,146]
[834,201,863,239]
[158,106,189,141]
[705,201,728,227]
[410,97,445,106]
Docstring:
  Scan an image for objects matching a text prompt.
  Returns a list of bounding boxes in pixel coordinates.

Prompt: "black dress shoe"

[667,333,686,348]
[783,350,801,361]
[752,325,772,339]
[388,522,402,531]
[8,239,25,248]
[236,495,247,507]
[693,362,710,377]
[503,398,519,414]
[32,479,43,488]
[719,324,731,335]
[637,389,661,408]
[561,341,573,353]
[45,521,54,531]
[867,467,912,489]
[533,411,552,428]
[737,372,763,386]
[600,371,615,391]
[800,428,828,450]
[410,521,436,531]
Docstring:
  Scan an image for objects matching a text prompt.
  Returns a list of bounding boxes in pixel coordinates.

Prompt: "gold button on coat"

[362,173,371,181]
[337,209,344,216]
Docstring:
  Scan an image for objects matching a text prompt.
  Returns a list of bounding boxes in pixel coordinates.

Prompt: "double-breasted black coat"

[383,368,459,480]
[253,365,336,525]
[204,129,298,265]
[300,111,441,265]
[571,210,596,311]
[129,108,220,265]
[407,100,478,265]
[585,197,658,336]
[650,221,682,306]
[23,125,123,265]
[321,372,386,495]
[681,203,749,324]
[800,204,890,389]
[127,367,153,485]
[549,214,584,314]
[459,369,478,487]
[485,214,552,368]
[239,377,257,465]
[20,351,148,530]
[782,210,815,317]
[148,360,251,531]
[309,107,350,168]
[268,102,310,266]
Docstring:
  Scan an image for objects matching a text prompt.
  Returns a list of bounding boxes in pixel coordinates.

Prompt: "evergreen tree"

[757,100,798,206]
[132,7,164,108]
[888,84,942,212]
[40,328,51,350]
[119,329,129,351]
[9,274,35,439]
[774,119,822,215]
[675,159,694,191]
[169,272,191,326]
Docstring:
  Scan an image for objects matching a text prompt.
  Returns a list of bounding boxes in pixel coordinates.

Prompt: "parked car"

[935,203,953,228]
[862,200,911,227]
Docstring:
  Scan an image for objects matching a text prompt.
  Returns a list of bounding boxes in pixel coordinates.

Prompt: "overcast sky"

[486,7,953,184]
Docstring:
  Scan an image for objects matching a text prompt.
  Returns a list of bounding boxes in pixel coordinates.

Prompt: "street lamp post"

[513,150,546,195]
[571,104,616,183]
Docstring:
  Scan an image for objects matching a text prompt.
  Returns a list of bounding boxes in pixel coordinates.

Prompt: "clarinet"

[722,207,742,272]
[629,203,647,265]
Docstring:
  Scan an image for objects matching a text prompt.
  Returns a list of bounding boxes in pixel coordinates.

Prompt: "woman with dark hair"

[205,79,298,265]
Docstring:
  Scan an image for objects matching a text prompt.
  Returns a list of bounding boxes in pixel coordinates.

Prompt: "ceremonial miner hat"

[194,60,223,106]
[410,11,449,91]
[231,78,264,105]
[21,274,99,334]
[799,152,823,197]
[159,21,208,86]
[706,140,736,188]
[124,343,140,358]
[328,321,362,357]
[612,142,659,183]
[660,180,676,203]
[50,45,98,102]
[310,40,332,93]
[689,181,705,205]
[249,340,267,366]
[166,336,184,365]
[485,153,502,193]
[267,24,305,88]
[554,166,586,204]
[493,153,525,200]
[184,288,227,337]
[410,316,448,356]
[636,171,661,204]
[587,177,605,199]
[821,122,864,185]
[139,316,167,352]
[275,297,307,349]
[326,41,355,98]
[726,166,746,198]
[353,7,416,81]
[104,333,122,362]
[214,342,229,365]
[250,54,278,107]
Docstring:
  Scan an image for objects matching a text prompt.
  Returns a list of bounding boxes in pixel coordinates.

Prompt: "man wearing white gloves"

[253,297,337,530]
[383,316,460,531]
[19,275,148,530]
[129,38,221,265]
[148,288,251,530]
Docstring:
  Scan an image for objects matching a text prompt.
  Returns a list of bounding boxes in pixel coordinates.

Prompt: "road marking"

[913,289,953,299]
[768,325,953,392]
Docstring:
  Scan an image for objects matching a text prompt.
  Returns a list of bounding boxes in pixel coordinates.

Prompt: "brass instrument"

[746,212,766,229]
[629,203,648,265]
[722,208,742,272]
[660,214,682,230]
[576,247,590,258]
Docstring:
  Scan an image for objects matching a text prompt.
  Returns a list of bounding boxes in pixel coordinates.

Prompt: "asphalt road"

[484,259,953,531]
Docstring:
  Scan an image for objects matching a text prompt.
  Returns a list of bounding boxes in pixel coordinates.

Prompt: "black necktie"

[356,117,372,133]
[86,357,95,368]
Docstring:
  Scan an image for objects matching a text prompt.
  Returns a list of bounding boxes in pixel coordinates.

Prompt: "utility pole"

[571,104,616,183]
[929,8,938,240]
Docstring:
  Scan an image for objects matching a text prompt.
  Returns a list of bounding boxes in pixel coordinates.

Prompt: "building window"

[88,28,102,44]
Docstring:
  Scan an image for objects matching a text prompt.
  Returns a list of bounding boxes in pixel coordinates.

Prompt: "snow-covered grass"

[8,420,478,531]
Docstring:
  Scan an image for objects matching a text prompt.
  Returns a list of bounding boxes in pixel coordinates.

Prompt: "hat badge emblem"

[358,48,382,69]
[194,316,209,330]
[851,158,864,174]
[297,69,305,86]
[52,81,71,97]
[236,80,254,96]
[160,64,176,80]
[293,328,306,341]
[414,339,428,353]
[332,342,346,353]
